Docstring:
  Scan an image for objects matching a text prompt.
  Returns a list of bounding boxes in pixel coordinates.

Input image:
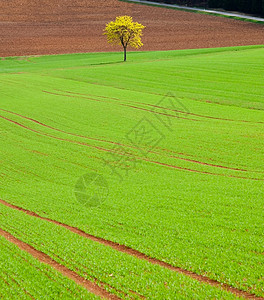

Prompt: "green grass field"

[0,234,99,299]
[0,45,263,299]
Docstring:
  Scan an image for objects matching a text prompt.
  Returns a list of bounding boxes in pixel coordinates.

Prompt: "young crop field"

[0,46,264,299]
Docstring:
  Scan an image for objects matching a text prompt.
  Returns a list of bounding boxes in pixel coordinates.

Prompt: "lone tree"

[104,16,145,62]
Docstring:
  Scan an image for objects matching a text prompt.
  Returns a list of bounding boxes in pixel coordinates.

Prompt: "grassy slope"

[0,204,238,299]
[0,235,99,299]
[0,46,264,297]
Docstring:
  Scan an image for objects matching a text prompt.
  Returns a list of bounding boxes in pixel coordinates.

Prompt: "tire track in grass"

[3,241,79,294]
[164,154,262,174]
[49,251,139,299]
[42,90,198,122]
[0,199,263,300]
[140,157,264,181]
[1,109,262,176]
[0,228,120,300]
[149,149,249,172]
[61,90,264,125]
[139,102,264,125]
[0,107,257,174]
[0,108,133,149]
[0,115,114,154]
[1,114,264,181]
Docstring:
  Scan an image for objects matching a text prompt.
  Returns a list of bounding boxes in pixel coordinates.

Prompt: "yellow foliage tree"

[104,16,145,62]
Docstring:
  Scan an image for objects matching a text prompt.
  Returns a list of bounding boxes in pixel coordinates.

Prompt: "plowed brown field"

[0,0,263,57]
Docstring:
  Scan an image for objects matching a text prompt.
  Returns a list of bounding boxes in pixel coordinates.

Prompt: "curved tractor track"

[0,198,263,300]
[0,0,264,57]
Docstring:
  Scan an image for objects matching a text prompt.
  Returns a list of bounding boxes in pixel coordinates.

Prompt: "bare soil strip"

[0,0,264,57]
[0,199,263,300]
[0,227,120,300]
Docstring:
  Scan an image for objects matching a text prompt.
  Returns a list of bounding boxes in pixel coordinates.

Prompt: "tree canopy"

[104,16,145,61]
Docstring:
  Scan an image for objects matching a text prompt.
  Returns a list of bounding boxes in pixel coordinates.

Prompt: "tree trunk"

[124,46,127,62]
